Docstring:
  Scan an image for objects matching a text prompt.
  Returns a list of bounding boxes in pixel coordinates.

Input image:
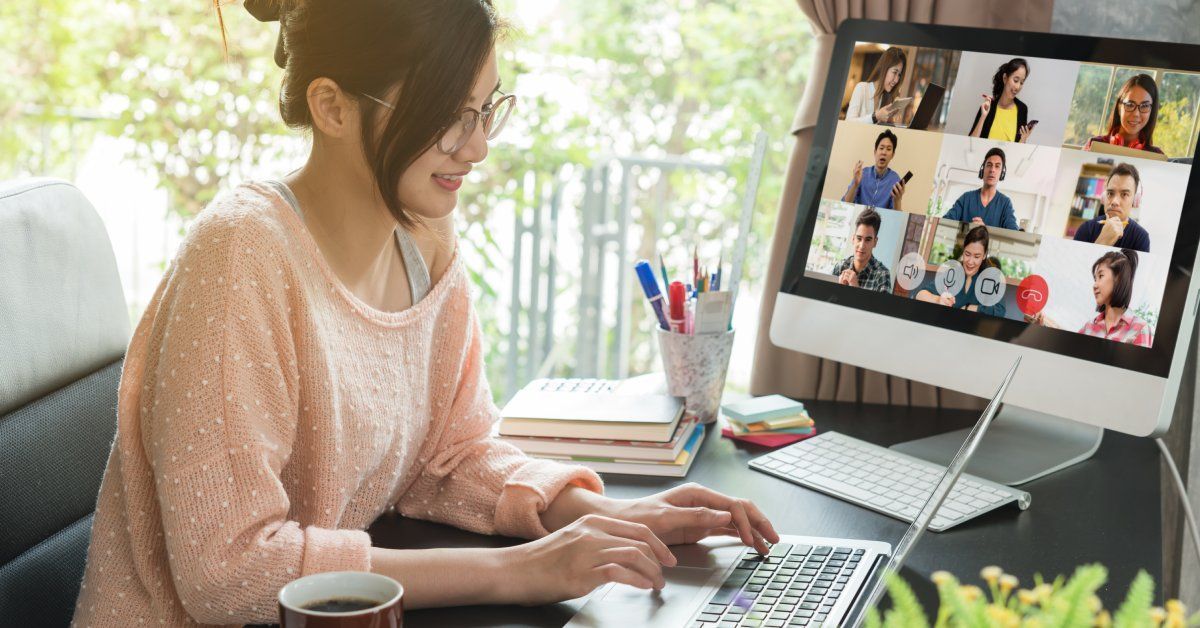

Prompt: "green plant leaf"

[1112,569,1153,628]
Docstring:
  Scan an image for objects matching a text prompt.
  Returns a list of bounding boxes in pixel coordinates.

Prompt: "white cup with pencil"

[637,252,735,425]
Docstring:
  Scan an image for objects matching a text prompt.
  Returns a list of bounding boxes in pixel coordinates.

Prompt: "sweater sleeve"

[140,215,370,625]
[847,82,874,123]
[396,295,603,540]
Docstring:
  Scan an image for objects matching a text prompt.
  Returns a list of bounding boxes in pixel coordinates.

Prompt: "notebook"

[501,416,700,461]
[499,378,685,442]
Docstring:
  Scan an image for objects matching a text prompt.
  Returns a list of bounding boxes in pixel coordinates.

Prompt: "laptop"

[893,82,945,131]
[1087,139,1169,161]
[565,357,1020,628]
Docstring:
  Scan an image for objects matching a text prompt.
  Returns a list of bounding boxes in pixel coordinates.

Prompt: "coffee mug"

[278,571,403,628]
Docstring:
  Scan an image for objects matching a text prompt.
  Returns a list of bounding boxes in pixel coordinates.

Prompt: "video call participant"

[846,47,909,124]
[968,58,1035,143]
[1083,74,1164,155]
[1072,162,1150,252]
[912,225,1007,317]
[830,207,893,292]
[942,147,1018,230]
[1027,249,1152,347]
[842,130,907,210]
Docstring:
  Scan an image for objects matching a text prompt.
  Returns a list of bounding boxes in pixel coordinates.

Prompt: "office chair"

[0,179,130,627]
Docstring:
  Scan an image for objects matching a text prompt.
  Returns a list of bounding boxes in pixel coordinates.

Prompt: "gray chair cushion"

[0,179,130,416]
[0,178,129,627]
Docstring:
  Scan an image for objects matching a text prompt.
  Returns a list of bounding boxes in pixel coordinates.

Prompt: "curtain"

[750,0,1055,407]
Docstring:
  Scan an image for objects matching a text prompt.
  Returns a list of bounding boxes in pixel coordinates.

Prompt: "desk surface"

[368,401,1162,627]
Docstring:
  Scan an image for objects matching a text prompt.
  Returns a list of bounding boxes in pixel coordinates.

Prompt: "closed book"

[500,416,699,462]
[721,395,806,422]
[534,424,704,477]
[499,392,684,442]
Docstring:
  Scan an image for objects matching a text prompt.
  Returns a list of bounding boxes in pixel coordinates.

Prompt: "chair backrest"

[0,179,130,627]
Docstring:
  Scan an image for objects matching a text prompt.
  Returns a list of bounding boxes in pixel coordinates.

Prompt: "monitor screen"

[782,27,1200,378]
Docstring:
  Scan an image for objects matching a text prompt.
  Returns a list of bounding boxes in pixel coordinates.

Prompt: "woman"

[1083,74,1164,155]
[913,225,1007,317]
[71,2,778,625]
[846,46,908,124]
[1028,249,1152,347]
[968,58,1033,143]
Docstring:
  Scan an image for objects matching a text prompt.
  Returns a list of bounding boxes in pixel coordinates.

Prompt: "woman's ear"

[307,77,359,139]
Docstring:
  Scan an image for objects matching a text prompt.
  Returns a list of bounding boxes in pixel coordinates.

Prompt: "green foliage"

[6,0,812,401]
[869,565,1199,627]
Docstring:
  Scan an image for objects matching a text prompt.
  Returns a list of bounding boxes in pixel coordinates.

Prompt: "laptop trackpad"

[565,539,744,627]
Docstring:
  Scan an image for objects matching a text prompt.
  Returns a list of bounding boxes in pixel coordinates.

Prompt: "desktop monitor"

[770,20,1200,484]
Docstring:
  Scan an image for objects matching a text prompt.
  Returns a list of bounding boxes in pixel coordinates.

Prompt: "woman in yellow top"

[968,58,1034,143]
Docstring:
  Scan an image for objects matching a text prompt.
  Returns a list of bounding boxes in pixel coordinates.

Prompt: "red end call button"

[1016,274,1049,316]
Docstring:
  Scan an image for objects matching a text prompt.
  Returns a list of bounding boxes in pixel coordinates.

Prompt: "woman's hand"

[937,292,956,307]
[873,103,895,123]
[1017,123,1032,143]
[979,93,993,116]
[602,483,780,555]
[501,514,677,606]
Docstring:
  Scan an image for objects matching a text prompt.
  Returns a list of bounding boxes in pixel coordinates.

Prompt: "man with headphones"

[1072,162,1151,252]
[942,147,1019,230]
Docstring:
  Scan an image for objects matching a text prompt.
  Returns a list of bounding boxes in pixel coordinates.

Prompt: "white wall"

[944,51,1080,148]
[932,135,1062,233]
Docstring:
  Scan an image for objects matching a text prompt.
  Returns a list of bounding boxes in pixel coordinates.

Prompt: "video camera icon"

[974,267,1006,307]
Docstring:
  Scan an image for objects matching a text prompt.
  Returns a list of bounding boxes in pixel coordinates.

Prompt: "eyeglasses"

[1118,99,1153,114]
[359,91,517,154]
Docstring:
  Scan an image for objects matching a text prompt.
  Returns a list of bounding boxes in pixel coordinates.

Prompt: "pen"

[693,246,699,290]
[634,260,670,330]
[659,254,671,291]
[715,253,722,290]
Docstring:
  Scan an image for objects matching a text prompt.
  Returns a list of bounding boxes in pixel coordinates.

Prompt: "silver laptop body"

[566,358,1020,628]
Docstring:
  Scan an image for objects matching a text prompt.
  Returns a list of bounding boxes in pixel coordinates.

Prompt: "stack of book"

[497,381,703,476]
[720,395,816,447]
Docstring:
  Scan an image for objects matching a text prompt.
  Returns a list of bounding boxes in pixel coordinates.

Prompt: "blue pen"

[634,260,670,330]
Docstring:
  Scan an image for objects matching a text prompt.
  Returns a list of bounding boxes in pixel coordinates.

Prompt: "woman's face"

[1004,66,1027,99]
[961,241,986,277]
[1093,262,1114,307]
[884,63,903,92]
[1118,85,1153,137]
[395,49,500,221]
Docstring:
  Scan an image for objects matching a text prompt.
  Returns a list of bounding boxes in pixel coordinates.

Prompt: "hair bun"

[242,0,288,68]
[244,0,282,22]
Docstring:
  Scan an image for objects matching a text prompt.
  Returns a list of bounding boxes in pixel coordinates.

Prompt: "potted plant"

[866,564,1197,627]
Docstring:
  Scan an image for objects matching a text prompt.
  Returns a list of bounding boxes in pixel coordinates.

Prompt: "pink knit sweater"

[71,182,603,627]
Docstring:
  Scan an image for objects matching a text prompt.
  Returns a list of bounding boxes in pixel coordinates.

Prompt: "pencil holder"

[657,328,736,425]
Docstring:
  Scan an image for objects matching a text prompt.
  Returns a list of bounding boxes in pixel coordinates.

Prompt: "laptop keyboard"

[534,378,618,394]
[691,543,864,627]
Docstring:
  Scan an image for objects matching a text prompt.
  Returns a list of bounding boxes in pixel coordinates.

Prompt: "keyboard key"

[699,612,723,621]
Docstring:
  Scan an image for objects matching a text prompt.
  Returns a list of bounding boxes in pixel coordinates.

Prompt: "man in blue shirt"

[1072,162,1151,253]
[842,129,906,210]
[943,147,1019,230]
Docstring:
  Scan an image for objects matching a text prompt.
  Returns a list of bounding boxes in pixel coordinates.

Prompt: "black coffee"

[301,597,382,613]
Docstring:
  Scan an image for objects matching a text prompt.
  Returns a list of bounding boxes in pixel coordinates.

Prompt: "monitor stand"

[889,405,1103,486]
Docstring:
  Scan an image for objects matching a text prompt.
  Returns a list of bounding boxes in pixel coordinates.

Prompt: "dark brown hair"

[1093,249,1138,311]
[1105,74,1159,148]
[235,0,505,229]
[1106,161,1141,189]
[960,225,992,269]
[991,58,1029,102]
[855,207,882,237]
[866,47,908,108]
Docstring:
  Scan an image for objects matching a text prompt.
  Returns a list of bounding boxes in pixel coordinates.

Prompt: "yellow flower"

[1017,589,1038,606]
[1166,599,1185,615]
[1088,595,1103,613]
[999,574,1019,593]
[1095,610,1112,627]
[931,570,954,586]
[1150,607,1167,624]
[981,566,1003,584]
[1034,583,1054,602]
[985,605,1019,627]
[961,585,983,602]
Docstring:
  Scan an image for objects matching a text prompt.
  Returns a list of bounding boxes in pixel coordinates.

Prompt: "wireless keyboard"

[749,431,1031,531]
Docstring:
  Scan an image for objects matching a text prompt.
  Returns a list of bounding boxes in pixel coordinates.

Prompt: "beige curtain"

[750,0,1055,407]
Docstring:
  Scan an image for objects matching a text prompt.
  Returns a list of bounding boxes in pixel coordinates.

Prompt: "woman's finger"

[665,506,732,533]
[591,563,655,591]
[593,546,666,589]
[740,499,781,545]
[587,515,676,566]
